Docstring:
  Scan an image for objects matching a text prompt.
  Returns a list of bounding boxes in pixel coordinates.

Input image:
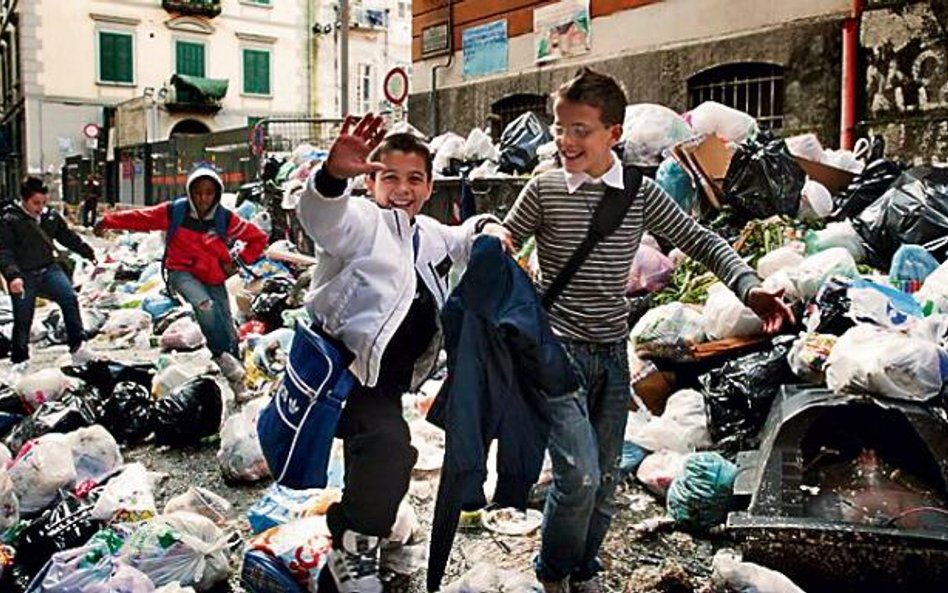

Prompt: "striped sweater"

[504,169,761,343]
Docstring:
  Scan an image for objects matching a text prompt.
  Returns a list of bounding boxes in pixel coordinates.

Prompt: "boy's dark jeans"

[536,339,630,583]
[10,264,85,363]
[326,383,418,543]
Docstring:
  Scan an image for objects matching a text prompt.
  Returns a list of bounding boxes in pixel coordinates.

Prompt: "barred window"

[490,93,548,140]
[688,62,784,129]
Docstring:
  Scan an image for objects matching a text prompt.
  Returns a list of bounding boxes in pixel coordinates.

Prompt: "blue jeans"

[167,271,237,358]
[536,339,630,583]
[11,264,85,364]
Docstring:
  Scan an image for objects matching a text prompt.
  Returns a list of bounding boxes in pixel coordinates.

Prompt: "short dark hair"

[368,132,433,180]
[20,176,48,200]
[553,67,628,126]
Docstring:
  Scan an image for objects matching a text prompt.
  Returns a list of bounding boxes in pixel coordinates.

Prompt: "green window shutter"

[176,41,205,77]
[100,32,133,83]
[243,49,270,95]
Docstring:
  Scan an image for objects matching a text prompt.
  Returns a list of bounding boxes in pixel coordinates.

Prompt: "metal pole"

[339,0,349,115]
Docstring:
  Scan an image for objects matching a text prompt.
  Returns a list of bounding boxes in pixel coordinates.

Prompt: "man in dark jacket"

[0,176,98,378]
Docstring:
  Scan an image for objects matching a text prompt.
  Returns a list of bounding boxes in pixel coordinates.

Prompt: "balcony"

[165,74,228,114]
[162,0,221,18]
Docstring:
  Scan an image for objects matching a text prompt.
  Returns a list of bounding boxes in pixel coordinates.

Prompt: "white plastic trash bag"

[825,324,946,402]
[101,309,152,339]
[686,101,759,144]
[66,425,123,485]
[787,248,859,301]
[14,368,74,413]
[160,318,207,352]
[463,127,500,162]
[804,220,867,262]
[164,487,233,526]
[0,470,18,532]
[621,104,695,167]
[798,179,833,222]
[119,511,232,591]
[217,397,270,482]
[628,389,711,454]
[757,243,805,279]
[7,436,77,514]
[702,283,763,340]
[785,133,824,162]
[917,260,948,314]
[92,462,159,523]
[431,133,466,176]
[636,450,688,497]
[712,549,805,593]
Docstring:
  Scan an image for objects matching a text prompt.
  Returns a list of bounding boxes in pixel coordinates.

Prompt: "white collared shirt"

[563,153,624,194]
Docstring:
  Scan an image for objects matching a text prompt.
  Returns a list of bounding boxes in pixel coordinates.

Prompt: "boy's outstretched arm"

[643,180,794,333]
[297,113,386,259]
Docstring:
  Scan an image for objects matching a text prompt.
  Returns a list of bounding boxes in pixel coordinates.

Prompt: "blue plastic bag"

[889,244,939,289]
[241,549,305,593]
[666,452,738,529]
[656,157,696,212]
[142,293,177,320]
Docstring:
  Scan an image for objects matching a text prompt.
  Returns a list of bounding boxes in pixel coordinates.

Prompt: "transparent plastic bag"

[798,179,833,222]
[621,104,695,167]
[787,333,837,383]
[636,450,688,497]
[803,220,867,262]
[65,425,123,486]
[655,157,696,212]
[686,101,758,144]
[119,511,232,591]
[756,242,805,279]
[164,487,233,526]
[826,324,946,401]
[14,368,74,414]
[701,283,763,340]
[630,303,706,360]
[159,318,207,352]
[916,260,948,314]
[0,470,18,532]
[91,462,158,523]
[890,244,940,288]
[217,398,270,483]
[626,243,675,295]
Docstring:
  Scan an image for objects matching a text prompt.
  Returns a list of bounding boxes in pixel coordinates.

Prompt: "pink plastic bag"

[627,244,675,295]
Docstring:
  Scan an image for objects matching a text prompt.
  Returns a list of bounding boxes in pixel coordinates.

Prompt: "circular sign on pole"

[83,123,101,139]
[383,67,409,107]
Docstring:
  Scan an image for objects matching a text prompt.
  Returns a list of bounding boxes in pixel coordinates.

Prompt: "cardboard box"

[672,134,733,209]
[792,156,857,194]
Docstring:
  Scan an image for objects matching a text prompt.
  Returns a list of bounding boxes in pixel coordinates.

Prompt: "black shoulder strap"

[542,166,642,309]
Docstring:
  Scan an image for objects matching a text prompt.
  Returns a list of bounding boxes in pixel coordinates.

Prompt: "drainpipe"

[840,0,864,150]
[430,0,455,136]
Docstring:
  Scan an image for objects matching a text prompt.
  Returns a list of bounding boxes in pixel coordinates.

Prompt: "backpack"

[161,197,234,281]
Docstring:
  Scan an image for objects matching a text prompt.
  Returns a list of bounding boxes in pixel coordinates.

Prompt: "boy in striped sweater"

[482,68,793,593]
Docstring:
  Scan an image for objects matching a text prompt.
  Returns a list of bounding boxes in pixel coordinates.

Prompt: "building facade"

[309,0,413,118]
[409,0,860,156]
[0,0,310,201]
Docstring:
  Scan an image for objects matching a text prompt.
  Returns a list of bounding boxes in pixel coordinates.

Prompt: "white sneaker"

[71,344,97,366]
[328,531,383,593]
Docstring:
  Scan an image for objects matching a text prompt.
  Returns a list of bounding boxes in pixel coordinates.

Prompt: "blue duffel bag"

[257,322,355,489]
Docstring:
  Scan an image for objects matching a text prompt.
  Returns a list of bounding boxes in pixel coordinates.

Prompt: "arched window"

[490,93,548,139]
[688,62,784,129]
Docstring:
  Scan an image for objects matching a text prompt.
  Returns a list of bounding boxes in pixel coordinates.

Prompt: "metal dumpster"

[423,176,529,224]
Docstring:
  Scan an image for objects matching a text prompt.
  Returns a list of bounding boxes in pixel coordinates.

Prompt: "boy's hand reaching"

[480,222,515,254]
[746,287,795,334]
[324,113,388,179]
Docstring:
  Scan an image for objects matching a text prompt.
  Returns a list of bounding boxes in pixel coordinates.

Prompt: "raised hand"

[324,113,388,180]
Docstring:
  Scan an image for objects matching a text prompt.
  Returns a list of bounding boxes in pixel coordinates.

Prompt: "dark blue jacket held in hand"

[426,235,578,592]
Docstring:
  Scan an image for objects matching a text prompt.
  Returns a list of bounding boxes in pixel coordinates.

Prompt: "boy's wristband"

[313,167,347,198]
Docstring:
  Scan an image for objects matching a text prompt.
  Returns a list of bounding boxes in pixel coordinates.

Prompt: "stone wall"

[410,18,844,149]
[862,0,948,162]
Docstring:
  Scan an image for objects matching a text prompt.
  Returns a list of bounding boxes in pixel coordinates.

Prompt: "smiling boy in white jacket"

[297,114,496,593]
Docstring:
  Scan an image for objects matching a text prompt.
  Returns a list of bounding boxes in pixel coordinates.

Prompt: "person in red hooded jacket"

[95,165,267,390]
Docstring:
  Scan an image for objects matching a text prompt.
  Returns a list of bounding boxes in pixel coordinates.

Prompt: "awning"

[171,74,229,101]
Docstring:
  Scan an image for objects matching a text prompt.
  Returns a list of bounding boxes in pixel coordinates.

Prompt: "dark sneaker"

[329,530,383,593]
[570,576,603,593]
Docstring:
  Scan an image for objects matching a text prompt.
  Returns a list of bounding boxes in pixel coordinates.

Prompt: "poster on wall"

[534,0,591,64]
[462,19,508,79]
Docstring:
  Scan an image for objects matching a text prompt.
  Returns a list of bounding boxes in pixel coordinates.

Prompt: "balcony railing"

[162,0,222,18]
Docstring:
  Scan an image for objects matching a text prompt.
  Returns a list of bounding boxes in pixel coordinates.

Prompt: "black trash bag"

[101,381,155,444]
[723,132,805,220]
[0,382,27,416]
[8,490,104,577]
[498,111,552,175]
[833,158,906,219]
[3,384,102,454]
[851,165,948,269]
[152,376,222,447]
[699,338,797,454]
[250,276,297,331]
[0,331,9,359]
[44,308,110,345]
[62,360,154,400]
[113,262,145,282]
[803,276,856,336]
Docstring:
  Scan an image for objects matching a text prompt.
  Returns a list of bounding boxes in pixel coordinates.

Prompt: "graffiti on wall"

[864,1,948,115]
